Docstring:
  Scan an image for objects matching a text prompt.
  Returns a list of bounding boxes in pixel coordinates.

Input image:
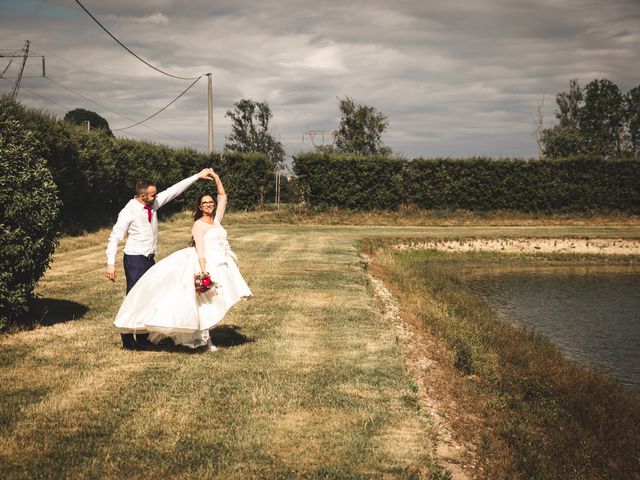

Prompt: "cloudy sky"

[1,0,638,160]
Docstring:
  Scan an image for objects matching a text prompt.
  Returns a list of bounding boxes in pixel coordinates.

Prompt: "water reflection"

[463,266,640,392]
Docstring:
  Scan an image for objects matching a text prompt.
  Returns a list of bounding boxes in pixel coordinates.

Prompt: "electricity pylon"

[302,129,338,150]
[0,40,45,98]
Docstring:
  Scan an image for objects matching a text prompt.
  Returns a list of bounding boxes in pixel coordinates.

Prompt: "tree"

[542,78,638,158]
[578,79,624,156]
[64,108,113,136]
[224,99,285,168]
[625,86,640,156]
[556,79,583,128]
[541,125,584,158]
[335,96,391,155]
[542,80,586,158]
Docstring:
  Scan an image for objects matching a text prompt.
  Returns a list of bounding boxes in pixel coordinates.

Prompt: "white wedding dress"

[114,195,252,348]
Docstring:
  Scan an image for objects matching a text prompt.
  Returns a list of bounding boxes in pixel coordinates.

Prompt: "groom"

[106,168,214,350]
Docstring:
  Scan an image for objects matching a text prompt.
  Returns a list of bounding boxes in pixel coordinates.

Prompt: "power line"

[112,75,204,131]
[0,76,72,110]
[15,53,208,149]
[44,74,129,119]
[28,41,139,85]
[1,59,44,79]
[106,124,195,147]
[2,74,207,150]
[42,75,207,149]
[0,58,12,77]
[2,37,209,149]
[74,0,200,81]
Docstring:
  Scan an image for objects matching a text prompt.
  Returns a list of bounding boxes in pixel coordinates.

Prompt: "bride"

[114,171,252,350]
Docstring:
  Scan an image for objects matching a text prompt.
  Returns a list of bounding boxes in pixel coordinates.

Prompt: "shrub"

[0,96,61,328]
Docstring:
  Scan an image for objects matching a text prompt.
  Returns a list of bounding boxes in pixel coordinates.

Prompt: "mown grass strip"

[1,219,440,479]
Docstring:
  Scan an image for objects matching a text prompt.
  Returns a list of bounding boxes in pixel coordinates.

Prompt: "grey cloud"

[1,0,638,158]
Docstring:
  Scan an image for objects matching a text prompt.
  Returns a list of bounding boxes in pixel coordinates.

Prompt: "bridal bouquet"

[194,272,218,294]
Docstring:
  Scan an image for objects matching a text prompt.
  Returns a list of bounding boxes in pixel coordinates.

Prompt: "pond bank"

[393,236,640,255]
[365,241,640,479]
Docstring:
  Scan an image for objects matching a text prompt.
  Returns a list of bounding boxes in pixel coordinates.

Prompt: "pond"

[464,266,640,392]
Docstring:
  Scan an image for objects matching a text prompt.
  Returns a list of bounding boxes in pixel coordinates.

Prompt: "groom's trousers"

[121,253,155,348]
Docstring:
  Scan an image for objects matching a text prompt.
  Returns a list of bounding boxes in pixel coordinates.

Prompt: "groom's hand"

[197,168,214,180]
[106,264,117,282]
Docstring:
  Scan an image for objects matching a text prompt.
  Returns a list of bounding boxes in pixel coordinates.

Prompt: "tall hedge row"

[0,102,61,328]
[293,153,640,212]
[3,98,272,234]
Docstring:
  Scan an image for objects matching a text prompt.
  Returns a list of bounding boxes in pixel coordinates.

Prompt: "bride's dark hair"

[193,193,215,220]
[189,194,215,246]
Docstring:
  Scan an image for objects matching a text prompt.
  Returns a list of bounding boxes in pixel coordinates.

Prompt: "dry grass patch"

[277,312,326,368]
[377,416,432,466]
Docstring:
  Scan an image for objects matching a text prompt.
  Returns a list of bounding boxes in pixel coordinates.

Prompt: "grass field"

[2,212,640,479]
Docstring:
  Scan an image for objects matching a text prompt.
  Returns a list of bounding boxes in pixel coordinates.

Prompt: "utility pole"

[274,171,281,210]
[207,73,213,153]
[534,94,545,159]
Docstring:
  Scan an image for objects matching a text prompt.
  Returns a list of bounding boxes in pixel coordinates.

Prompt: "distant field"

[2,214,639,479]
[228,205,640,227]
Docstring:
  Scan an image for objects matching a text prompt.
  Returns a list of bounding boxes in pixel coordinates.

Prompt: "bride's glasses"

[200,201,215,206]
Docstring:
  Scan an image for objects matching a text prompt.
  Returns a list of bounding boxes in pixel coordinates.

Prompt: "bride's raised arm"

[211,172,227,224]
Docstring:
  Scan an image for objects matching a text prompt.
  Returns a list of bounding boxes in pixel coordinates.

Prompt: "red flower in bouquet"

[194,272,218,294]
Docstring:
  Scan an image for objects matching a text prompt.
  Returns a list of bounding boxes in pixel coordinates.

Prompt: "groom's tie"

[144,205,152,222]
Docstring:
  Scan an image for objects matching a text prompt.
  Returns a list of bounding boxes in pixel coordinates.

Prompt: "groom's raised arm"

[155,168,214,209]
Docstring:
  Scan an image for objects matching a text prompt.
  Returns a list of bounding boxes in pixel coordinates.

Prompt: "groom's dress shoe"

[121,333,138,350]
[136,338,156,351]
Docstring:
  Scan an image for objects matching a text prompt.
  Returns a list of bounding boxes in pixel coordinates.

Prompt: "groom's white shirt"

[106,174,199,265]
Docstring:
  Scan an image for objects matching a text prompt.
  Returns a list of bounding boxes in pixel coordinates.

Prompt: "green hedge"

[293,153,640,212]
[3,98,273,233]
[0,100,61,328]
[293,153,404,210]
